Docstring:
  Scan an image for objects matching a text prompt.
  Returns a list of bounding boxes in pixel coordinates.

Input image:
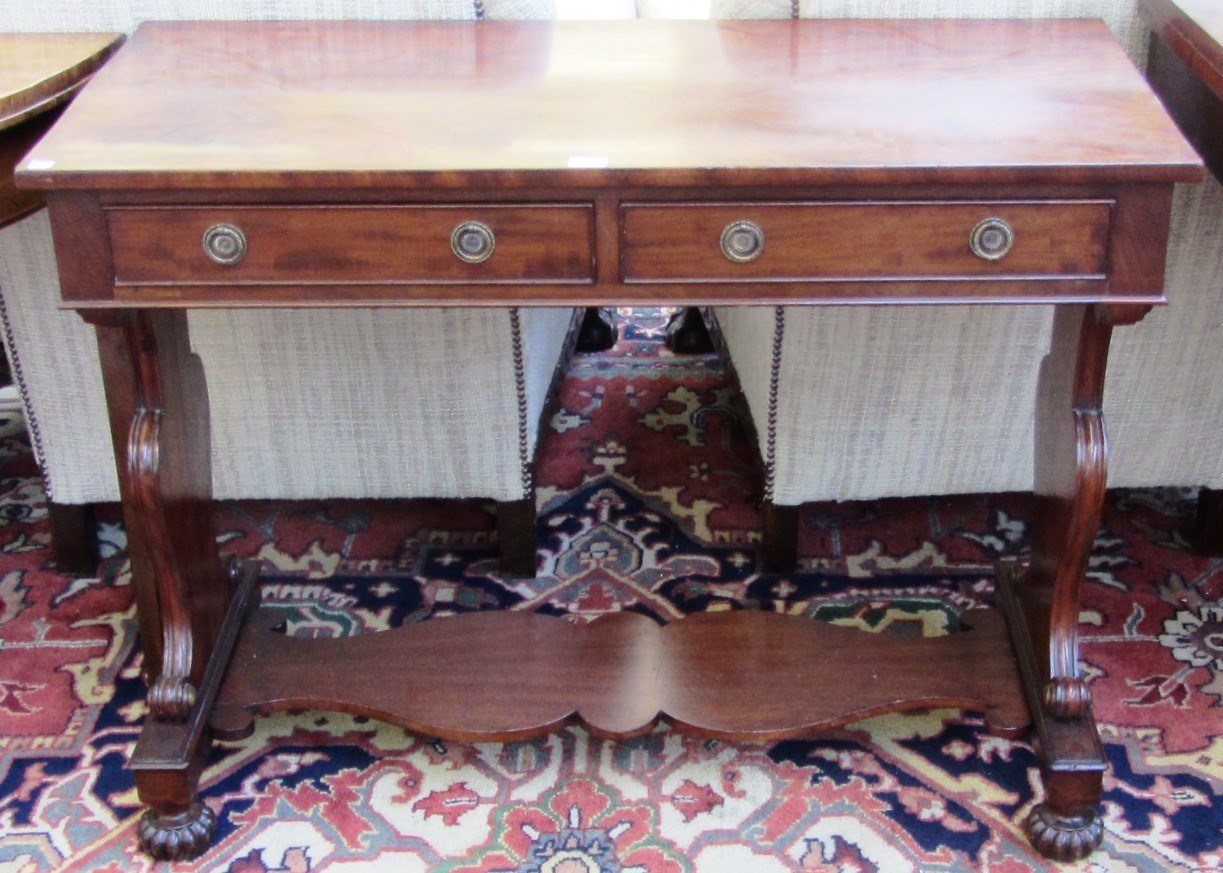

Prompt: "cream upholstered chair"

[0,0,575,577]
[693,0,1223,568]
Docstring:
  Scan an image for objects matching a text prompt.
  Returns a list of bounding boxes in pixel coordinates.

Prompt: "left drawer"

[107,204,595,285]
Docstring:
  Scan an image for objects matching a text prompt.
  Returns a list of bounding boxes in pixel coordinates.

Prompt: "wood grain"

[0,33,122,228]
[0,32,122,131]
[621,201,1111,283]
[107,204,594,285]
[124,311,230,719]
[17,20,1202,191]
[1027,304,1114,721]
[212,608,1029,744]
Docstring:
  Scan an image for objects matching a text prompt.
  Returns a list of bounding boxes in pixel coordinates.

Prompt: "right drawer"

[620,201,1112,282]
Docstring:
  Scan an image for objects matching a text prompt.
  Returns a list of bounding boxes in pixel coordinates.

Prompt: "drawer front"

[621,201,1111,282]
[108,205,594,285]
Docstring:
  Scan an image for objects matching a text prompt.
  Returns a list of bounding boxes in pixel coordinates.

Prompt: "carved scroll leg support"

[997,559,1107,862]
[1006,303,1147,860]
[90,310,236,858]
[133,558,261,860]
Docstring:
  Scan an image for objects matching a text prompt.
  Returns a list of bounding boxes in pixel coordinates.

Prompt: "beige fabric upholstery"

[0,212,118,502]
[634,1,711,18]
[701,0,1223,502]
[0,0,570,505]
[1106,179,1223,489]
[721,306,1054,504]
[194,308,572,501]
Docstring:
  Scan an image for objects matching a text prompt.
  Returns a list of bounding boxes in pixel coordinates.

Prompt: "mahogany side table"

[1141,0,1223,551]
[16,19,1203,862]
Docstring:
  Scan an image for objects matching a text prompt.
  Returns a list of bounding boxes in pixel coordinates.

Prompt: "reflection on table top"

[0,32,123,132]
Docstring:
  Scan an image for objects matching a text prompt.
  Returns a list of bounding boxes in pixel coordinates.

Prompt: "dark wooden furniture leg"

[999,303,1129,860]
[47,501,99,576]
[761,501,799,573]
[1194,488,1223,554]
[665,306,714,354]
[91,309,246,860]
[574,306,617,353]
[496,496,536,577]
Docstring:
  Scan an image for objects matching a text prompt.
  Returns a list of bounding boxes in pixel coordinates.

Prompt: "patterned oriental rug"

[0,311,1219,872]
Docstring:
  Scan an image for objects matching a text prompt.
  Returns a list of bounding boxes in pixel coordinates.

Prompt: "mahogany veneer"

[17,19,1202,862]
[621,200,1112,283]
[1,33,122,230]
[108,204,596,287]
[212,606,1029,744]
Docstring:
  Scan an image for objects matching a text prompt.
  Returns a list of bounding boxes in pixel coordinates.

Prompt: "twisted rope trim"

[0,287,52,497]
[509,308,533,497]
[764,306,785,502]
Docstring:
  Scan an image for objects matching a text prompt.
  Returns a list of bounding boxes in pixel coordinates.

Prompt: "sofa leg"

[665,307,714,354]
[48,501,100,576]
[574,307,617,353]
[762,501,800,573]
[497,497,537,578]
[1194,487,1223,555]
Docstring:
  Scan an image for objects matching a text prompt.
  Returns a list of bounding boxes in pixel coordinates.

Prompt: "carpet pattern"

[0,312,1219,871]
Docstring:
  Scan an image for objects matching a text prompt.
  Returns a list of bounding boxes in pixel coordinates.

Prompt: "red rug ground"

[0,311,1218,871]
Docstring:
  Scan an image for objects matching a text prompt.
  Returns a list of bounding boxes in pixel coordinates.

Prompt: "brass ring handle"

[451,220,496,264]
[970,218,1015,261]
[202,223,247,265]
[720,220,765,263]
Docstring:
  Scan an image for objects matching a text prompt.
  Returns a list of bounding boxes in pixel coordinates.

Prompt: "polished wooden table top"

[19,19,1201,191]
[0,32,122,229]
[0,32,123,131]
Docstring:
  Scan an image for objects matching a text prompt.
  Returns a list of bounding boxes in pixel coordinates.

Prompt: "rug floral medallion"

[0,313,1218,872]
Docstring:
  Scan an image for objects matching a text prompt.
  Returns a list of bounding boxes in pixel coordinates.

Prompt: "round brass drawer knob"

[451,220,495,264]
[720,220,765,263]
[970,218,1015,261]
[202,223,247,265]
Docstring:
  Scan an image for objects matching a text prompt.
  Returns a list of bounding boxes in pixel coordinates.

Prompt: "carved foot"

[665,307,713,354]
[1026,802,1104,861]
[574,307,617,353]
[138,801,217,861]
